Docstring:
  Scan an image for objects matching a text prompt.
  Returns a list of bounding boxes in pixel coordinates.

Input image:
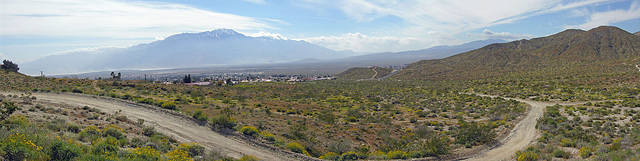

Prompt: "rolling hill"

[392,26,640,80]
[335,66,393,80]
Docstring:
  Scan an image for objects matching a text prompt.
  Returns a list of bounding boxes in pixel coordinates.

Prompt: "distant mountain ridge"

[392,26,640,80]
[22,29,349,75]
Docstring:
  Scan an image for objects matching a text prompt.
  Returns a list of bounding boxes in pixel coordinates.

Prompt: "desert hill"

[335,66,393,80]
[392,26,640,80]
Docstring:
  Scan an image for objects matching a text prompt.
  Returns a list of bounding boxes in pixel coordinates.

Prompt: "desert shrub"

[91,137,119,155]
[142,126,156,136]
[328,140,352,154]
[160,102,177,110]
[337,151,356,160]
[240,126,259,136]
[177,143,205,157]
[67,125,80,133]
[260,132,275,142]
[387,150,406,159]
[192,110,208,122]
[71,88,83,93]
[79,126,101,142]
[552,149,569,158]
[368,151,388,160]
[239,155,259,161]
[210,115,237,129]
[516,150,538,161]
[454,122,495,146]
[1,101,19,121]
[103,128,124,140]
[579,147,592,158]
[165,149,191,160]
[120,94,133,100]
[128,146,161,160]
[287,142,305,154]
[48,140,82,161]
[1,133,45,160]
[319,152,340,160]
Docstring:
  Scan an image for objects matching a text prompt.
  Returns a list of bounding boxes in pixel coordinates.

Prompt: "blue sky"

[1,0,640,63]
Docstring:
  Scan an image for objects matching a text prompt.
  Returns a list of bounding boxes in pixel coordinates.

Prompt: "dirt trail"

[1,92,301,161]
[466,94,587,161]
[371,67,379,79]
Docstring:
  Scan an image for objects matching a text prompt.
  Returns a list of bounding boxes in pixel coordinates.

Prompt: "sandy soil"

[467,94,586,161]
[1,92,303,161]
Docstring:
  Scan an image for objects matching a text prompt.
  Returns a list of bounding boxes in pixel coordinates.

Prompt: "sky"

[1,0,640,63]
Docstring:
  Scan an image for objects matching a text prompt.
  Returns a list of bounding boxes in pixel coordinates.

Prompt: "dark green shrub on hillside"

[48,140,82,161]
[71,88,83,93]
[103,128,125,140]
[340,151,359,160]
[454,121,496,147]
[211,115,237,129]
[192,110,208,122]
[161,102,177,110]
[142,127,156,136]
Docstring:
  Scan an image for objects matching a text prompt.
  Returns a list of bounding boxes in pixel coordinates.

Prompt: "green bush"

[142,126,156,136]
[387,150,406,159]
[552,149,569,158]
[341,151,359,161]
[71,88,83,93]
[160,102,177,110]
[103,128,125,140]
[210,115,237,129]
[260,132,276,142]
[48,140,82,161]
[454,122,496,146]
[240,126,259,136]
[91,137,119,155]
[67,125,80,133]
[192,110,208,122]
[1,133,46,160]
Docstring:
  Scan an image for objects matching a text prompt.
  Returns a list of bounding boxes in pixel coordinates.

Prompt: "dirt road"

[467,94,585,161]
[2,92,302,161]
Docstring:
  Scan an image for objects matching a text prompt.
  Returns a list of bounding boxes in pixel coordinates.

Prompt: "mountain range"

[22,29,505,76]
[392,26,640,80]
[22,29,350,75]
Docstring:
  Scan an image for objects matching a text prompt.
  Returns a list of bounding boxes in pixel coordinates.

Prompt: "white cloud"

[245,31,288,40]
[301,33,434,53]
[302,0,613,34]
[0,0,276,39]
[467,29,535,41]
[569,1,640,30]
[292,0,617,52]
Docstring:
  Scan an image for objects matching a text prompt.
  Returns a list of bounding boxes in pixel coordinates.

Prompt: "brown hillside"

[392,26,640,80]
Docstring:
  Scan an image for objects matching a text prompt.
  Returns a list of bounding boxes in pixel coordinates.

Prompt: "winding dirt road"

[1,92,305,161]
[466,94,588,161]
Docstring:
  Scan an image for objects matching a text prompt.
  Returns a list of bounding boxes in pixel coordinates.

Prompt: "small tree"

[1,101,19,120]
[1,59,19,72]
[183,74,192,83]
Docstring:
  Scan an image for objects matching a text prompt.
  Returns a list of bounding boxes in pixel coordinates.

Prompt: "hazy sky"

[1,0,640,63]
